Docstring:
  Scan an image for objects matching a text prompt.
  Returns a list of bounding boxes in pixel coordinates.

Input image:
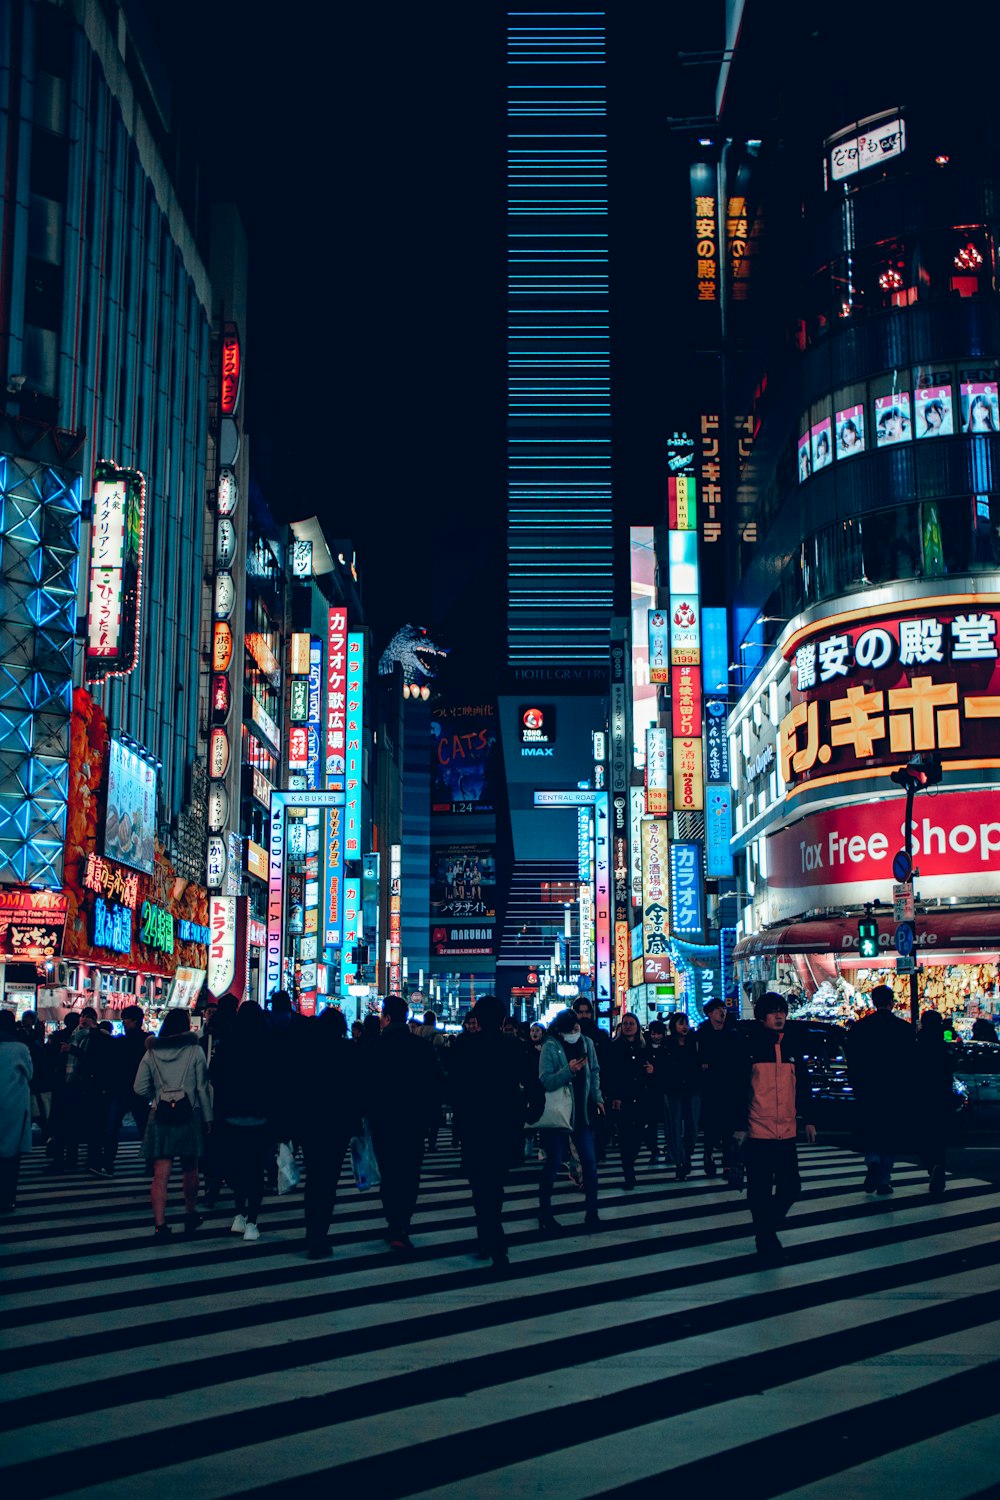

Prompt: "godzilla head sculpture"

[378,624,450,696]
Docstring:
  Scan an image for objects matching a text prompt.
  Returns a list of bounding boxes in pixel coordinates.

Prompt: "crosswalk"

[2,1140,999,1499]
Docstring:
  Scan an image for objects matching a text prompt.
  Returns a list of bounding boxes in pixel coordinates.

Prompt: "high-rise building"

[506,6,614,667]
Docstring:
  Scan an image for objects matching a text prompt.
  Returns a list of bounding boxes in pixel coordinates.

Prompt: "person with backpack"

[134,1009,212,1241]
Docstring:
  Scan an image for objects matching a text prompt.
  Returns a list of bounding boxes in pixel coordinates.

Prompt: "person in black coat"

[607,1014,654,1189]
[295,1007,364,1258]
[209,1001,275,1241]
[658,1013,702,1179]
[913,1010,953,1199]
[696,998,747,1180]
[447,994,531,1271]
[363,993,443,1253]
[845,984,915,1196]
[97,1003,150,1175]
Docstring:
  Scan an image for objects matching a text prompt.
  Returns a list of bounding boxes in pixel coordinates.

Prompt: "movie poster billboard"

[836,404,865,458]
[961,381,1000,433]
[915,385,954,438]
[104,738,157,875]
[875,392,911,445]
[431,710,497,814]
[431,846,496,919]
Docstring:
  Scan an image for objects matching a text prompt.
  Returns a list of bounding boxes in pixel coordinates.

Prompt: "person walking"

[573,997,611,1164]
[363,994,443,1254]
[659,1013,701,1180]
[537,1008,604,1233]
[0,1009,33,1214]
[296,1007,363,1259]
[697,997,746,1181]
[845,984,915,1196]
[200,994,238,1208]
[734,991,816,1263]
[607,1013,653,1189]
[98,1003,149,1176]
[914,1010,954,1199]
[133,1009,213,1241]
[447,994,531,1272]
[209,1001,275,1243]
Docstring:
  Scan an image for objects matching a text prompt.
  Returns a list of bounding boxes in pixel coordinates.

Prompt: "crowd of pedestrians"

[0,986,967,1268]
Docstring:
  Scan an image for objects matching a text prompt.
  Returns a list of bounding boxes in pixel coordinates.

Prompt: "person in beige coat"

[134,1009,212,1242]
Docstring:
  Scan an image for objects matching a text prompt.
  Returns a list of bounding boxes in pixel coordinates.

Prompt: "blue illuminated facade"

[0,0,212,883]
[506,8,614,665]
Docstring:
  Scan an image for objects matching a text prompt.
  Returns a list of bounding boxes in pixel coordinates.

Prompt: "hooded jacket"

[134,1032,213,1123]
[736,1023,814,1141]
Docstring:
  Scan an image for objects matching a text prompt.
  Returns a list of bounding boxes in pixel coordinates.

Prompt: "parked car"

[948,1040,1000,1124]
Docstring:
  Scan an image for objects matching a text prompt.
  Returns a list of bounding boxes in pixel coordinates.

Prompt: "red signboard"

[0,888,69,961]
[671,662,703,739]
[220,328,242,415]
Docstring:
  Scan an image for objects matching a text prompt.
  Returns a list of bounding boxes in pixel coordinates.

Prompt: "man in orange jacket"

[734,992,816,1264]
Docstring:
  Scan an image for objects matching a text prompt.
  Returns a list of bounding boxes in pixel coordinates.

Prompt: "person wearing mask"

[697,997,747,1181]
[734,992,816,1263]
[96,1003,149,1177]
[913,1010,954,1200]
[0,1009,33,1214]
[363,994,442,1254]
[447,994,531,1272]
[660,1013,701,1180]
[134,1009,213,1241]
[607,1012,653,1190]
[537,1008,604,1233]
[573,997,611,1164]
[296,1007,363,1259]
[844,984,914,1196]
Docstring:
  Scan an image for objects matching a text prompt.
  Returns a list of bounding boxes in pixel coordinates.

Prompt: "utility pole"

[889,753,943,1024]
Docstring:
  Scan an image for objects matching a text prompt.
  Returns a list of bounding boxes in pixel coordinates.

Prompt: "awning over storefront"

[733,909,1000,959]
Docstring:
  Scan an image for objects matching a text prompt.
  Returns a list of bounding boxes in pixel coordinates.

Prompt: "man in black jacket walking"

[364,994,442,1253]
[845,984,914,1196]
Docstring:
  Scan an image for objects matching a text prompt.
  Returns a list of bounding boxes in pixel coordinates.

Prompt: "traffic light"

[890,753,943,790]
[858,917,879,958]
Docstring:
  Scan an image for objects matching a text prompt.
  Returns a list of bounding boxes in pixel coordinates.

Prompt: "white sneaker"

[243,1222,260,1242]
[230,1214,247,1234]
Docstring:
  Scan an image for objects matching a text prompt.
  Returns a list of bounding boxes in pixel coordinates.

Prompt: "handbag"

[151,1052,194,1126]
[276,1141,301,1195]
[350,1122,381,1192]
[537,1082,573,1132]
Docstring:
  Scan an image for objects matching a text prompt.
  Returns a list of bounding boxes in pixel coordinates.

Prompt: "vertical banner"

[648,609,670,684]
[266,794,286,997]
[646,727,669,814]
[307,639,323,790]
[610,628,630,1005]
[326,607,347,789]
[720,926,737,1010]
[345,632,364,859]
[641,818,670,981]
[363,852,380,991]
[615,920,630,1017]
[691,161,719,313]
[340,876,361,994]
[578,882,593,977]
[594,792,612,1011]
[670,841,705,941]
[705,784,735,877]
[324,803,344,946]
[389,844,402,991]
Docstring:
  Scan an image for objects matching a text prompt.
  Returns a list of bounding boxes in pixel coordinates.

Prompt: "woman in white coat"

[0,1009,33,1213]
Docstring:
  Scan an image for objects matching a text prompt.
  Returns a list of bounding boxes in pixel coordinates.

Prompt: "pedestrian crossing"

[2,1141,999,1499]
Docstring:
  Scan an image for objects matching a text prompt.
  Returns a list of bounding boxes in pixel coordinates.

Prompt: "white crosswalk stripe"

[2,1141,999,1499]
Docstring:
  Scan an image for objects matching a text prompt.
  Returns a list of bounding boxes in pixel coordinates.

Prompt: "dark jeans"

[102,1093,150,1170]
[616,1111,645,1182]
[371,1128,424,1238]
[302,1129,352,1246]
[540,1126,598,1216]
[864,1151,894,1186]
[746,1137,801,1239]
[466,1146,510,1257]
[0,1155,20,1210]
[701,1101,736,1171]
[664,1093,701,1171]
[223,1122,270,1223]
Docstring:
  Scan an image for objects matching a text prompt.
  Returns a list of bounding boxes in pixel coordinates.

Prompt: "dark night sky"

[149,2,721,663]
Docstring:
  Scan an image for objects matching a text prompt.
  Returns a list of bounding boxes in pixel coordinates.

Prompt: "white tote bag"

[537,1083,573,1131]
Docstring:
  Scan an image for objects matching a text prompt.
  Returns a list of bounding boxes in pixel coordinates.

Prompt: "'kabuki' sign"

[85,461,146,683]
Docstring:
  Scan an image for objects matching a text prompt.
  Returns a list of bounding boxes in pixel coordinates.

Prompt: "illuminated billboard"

[104,738,157,875]
[85,461,146,684]
[345,632,364,858]
[326,607,347,787]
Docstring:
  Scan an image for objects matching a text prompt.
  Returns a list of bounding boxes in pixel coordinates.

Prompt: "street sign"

[892,883,915,922]
[896,954,915,974]
[895,920,915,956]
[891,848,912,883]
